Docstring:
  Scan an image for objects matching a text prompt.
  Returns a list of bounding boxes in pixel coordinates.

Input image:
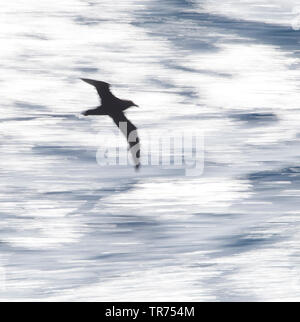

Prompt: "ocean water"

[1,0,300,301]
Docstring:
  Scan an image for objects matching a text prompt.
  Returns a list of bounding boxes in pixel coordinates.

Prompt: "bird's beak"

[133,104,139,108]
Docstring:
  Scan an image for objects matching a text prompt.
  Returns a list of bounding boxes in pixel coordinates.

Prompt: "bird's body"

[81,79,137,114]
[81,78,141,170]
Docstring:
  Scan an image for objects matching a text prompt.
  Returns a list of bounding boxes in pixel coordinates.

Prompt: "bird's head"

[127,100,139,108]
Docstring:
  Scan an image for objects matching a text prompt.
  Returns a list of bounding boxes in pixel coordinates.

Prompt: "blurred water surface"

[1,0,300,301]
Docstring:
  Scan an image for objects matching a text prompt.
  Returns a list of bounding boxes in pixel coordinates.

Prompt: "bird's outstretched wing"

[110,111,141,170]
[81,78,114,104]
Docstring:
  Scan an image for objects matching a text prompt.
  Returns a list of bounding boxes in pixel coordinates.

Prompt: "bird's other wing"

[110,111,141,170]
[81,78,114,104]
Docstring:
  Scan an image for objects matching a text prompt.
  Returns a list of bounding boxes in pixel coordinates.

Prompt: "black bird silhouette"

[81,78,140,170]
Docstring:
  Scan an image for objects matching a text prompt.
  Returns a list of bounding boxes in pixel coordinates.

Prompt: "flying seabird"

[81,78,140,170]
